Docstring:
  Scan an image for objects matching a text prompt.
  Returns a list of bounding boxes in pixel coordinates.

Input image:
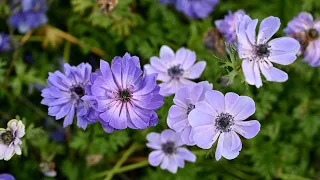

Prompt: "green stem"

[104,143,140,180]
[91,160,149,179]
[12,35,44,42]
[63,41,71,63]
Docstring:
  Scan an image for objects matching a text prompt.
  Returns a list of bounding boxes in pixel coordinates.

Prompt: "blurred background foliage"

[1,0,320,179]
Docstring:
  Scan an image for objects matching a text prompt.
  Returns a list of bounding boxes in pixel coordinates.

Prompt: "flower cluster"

[159,0,219,19]
[0,120,25,161]
[284,12,320,67]
[237,15,300,88]
[144,45,206,96]
[41,53,164,132]
[0,173,15,180]
[9,0,48,33]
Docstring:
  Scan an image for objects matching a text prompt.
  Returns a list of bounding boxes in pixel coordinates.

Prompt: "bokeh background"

[1,0,320,179]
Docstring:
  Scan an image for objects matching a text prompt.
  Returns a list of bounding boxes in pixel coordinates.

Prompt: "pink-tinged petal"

[174,154,185,168]
[217,132,242,160]
[161,129,176,142]
[233,97,255,121]
[144,64,171,82]
[167,157,178,173]
[234,120,261,139]
[98,60,119,91]
[204,90,225,114]
[177,147,196,162]
[257,16,280,44]
[193,125,219,149]
[134,74,157,96]
[189,108,214,127]
[168,105,188,118]
[245,19,258,45]
[149,150,165,166]
[259,65,288,82]
[242,60,255,85]
[229,96,253,118]
[167,116,189,132]
[150,56,169,72]
[127,104,149,129]
[269,37,300,56]
[108,103,128,129]
[193,101,217,117]
[183,61,206,79]
[63,104,75,127]
[160,45,175,62]
[225,92,239,114]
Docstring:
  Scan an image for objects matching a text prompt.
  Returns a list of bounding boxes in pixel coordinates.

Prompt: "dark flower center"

[187,104,195,114]
[255,44,270,57]
[118,89,132,102]
[215,113,234,132]
[1,131,13,145]
[308,28,319,40]
[162,141,176,155]
[168,65,184,78]
[72,86,85,97]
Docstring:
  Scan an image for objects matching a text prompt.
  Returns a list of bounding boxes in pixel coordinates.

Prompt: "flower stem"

[104,143,140,180]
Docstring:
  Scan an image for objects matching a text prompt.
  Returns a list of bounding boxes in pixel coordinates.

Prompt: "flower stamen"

[215,113,234,132]
[162,141,176,155]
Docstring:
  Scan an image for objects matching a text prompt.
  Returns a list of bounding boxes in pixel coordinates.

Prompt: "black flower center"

[215,113,234,132]
[162,141,176,155]
[168,65,184,78]
[187,104,195,114]
[118,89,132,102]
[1,131,13,145]
[308,28,319,40]
[72,86,85,97]
[255,44,270,57]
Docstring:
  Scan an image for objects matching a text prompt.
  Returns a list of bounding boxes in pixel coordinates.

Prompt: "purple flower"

[167,81,212,145]
[215,10,246,43]
[159,0,175,4]
[147,129,196,173]
[91,53,164,130]
[41,63,98,130]
[0,173,15,180]
[0,33,11,52]
[284,12,320,67]
[0,120,25,161]
[189,91,260,160]
[9,0,48,34]
[236,15,300,88]
[144,45,206,96]
[175,0,219,19]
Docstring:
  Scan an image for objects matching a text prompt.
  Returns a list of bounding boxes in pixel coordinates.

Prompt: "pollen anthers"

[118,89,132,102]
[161,141,177,155]
[167,65,184,79]
[215,113,234,132]
[1,131,13,145]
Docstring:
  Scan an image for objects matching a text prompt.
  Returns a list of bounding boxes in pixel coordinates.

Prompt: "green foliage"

[0,0,320,179]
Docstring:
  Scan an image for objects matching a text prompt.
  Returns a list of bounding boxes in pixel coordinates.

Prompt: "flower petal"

[204,90,225,114]
[160,45,175,62]
[149,150,165,166]
[217,132,242,160]
[233,96,255,121]
[189,108,215,127]
[225,92,239,114]
[257,16,280,44]
[183,61,206,79]
[259,65,288,82]
[269,37,300,56]
[193,125,219,149]
[234,120,261,139]
[177,147,196,162]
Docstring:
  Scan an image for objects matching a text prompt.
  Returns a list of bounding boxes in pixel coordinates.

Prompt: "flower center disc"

[162,141,176,155]
[72,86,85,97]
[168,65,184,78]
[256,44,270,57]
[215,113,234,132]
[1,131,13,145]
[119,89,132,102]
[308,28,319,40]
